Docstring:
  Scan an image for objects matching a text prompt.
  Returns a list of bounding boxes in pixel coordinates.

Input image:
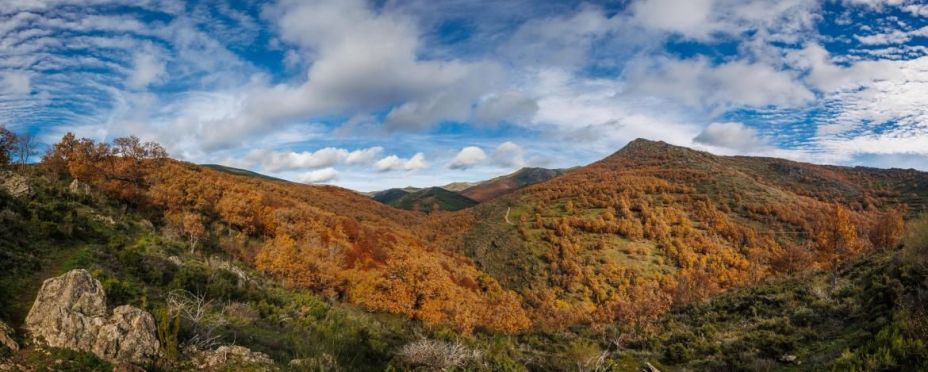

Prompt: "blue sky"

[1,0,928,191]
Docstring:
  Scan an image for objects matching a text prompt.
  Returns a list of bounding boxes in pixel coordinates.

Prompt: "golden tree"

[870,208,905,250]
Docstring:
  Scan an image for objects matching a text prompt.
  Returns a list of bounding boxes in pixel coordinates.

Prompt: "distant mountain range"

[369,167,569,212]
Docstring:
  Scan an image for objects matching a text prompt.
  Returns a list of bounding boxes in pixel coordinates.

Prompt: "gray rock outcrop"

[68,180,91,195]
[0,171,31,198]
[191,345,274,370]
[25,269,160,366]
[0,320,17,352]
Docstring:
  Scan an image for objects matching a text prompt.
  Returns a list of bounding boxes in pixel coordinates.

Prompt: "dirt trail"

[504,207,514,225]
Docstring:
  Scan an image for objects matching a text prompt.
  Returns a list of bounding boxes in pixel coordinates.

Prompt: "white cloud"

[449,146,487,170]
[630,0,819,43]
[245,0,504,134]
[626,57,814,111]
[127,51,166,89]
[473,92,538,125]
[492,141,525,168]
[501,5,619,69]
[296,167,338,183]
[0,71,31,96]
[631,0,714,38]
[242,146,383,172]
[693,122,771,152]
[374,152,428,172]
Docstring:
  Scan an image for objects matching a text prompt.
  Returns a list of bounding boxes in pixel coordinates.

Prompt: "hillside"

[461,167,568,202]
[455,138,927,328]
[388,187,478,213]
[1,134,927,370]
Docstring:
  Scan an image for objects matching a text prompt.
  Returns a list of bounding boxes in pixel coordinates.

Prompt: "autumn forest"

[1,131,926,371]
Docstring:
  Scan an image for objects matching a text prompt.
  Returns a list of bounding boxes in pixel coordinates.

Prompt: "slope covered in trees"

[39,133,528,334]
[388,187,478,213]
[455,139,924,331]
[2,133,928,370]
[24,134,928,338]
[461,167,568,202]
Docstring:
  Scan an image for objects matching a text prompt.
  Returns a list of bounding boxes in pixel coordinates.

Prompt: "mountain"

[370,187,411,204]
[460,167,568,202]
[368,167,563,211]
[454,138,927,327]
[201,163,289,182]
[388,186,478,213]
[2,135,926,370]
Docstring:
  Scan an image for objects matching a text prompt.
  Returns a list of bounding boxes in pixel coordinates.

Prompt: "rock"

[67,180,91,195]
[0,171,31,198]
[0,359,29,372]
[93,306,160,365]
[167,256,184,266]
[25,269,160,366]
[289,353,337,370]
[780,354,798,363]
[25,269,107,352]
[0,320,17,352]
[192,345,274,370]
[137,219,155,232]
[641,362,661,372]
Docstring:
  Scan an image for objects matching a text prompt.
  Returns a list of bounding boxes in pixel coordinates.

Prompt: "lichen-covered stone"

[0,171,31,198]
[0,321,17,352]
[192,345,274,370]
[24,269,160,366]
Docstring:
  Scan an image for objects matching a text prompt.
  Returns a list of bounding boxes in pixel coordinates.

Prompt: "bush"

[395,339,482,370]
[904,215,928,267]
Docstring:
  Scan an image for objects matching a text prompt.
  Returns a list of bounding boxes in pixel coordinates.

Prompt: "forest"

[0,131,925,370]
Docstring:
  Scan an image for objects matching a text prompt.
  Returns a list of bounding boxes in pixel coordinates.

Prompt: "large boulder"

[0,320,17,352]
[25,269,107,352]
[93,306,160,365]
[25,269,160,366]
[0,171,31,198]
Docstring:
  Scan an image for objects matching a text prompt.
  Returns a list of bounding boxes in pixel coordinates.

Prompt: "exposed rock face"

[93,306,160,365]
[25,269,160,366]
[192,345,274,370]
[0,320,17,352]
[67,180,91,195]
[25,269,107,352]
[0,171,31,198]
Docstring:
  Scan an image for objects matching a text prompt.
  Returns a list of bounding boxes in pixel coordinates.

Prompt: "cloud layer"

[2,0,928,190]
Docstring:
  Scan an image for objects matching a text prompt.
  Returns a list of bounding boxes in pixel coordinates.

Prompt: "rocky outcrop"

[67,180,91,195]
[92,306,160,365]
[0,320,17,352]
[25,269,160,366]
[0,171,31,198]
[191,345,274,370]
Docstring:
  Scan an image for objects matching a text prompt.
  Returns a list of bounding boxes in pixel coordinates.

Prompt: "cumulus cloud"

[296,167,338,183]
[448,146,487,170]
[492,142,525,168]
[242,146,383,172]
[374,152,428,172]
[693,122,771,152]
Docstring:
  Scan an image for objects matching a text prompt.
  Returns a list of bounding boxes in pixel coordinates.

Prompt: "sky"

[1,0,928,191]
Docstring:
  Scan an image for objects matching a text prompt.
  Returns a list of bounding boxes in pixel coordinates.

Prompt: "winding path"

[504,207,514,225]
